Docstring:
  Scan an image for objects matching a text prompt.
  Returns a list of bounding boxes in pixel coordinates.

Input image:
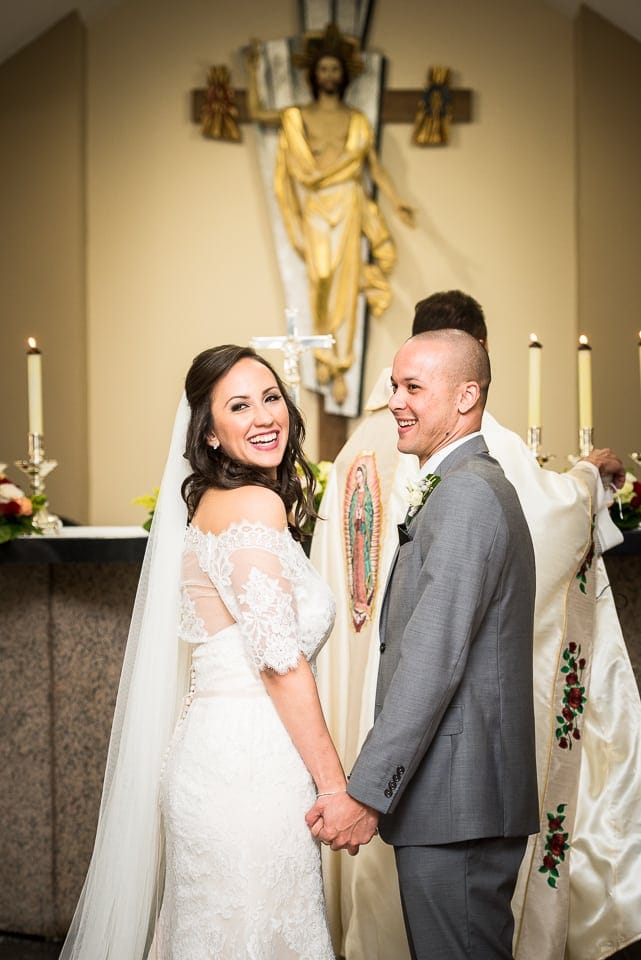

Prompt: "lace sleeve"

[198,523,304,675]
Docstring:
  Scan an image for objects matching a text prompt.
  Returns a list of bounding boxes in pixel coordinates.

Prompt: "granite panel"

[0,566,55,935]
[0,561,139,938]
[51,563,138,932]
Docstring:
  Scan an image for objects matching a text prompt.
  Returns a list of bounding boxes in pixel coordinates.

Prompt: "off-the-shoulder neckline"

[187,520,290,541]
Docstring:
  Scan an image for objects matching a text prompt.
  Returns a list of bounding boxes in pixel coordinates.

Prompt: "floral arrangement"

[609,470,641,531]
[0,468,47,544]
[132,487,159,532]
[298,459,332,537]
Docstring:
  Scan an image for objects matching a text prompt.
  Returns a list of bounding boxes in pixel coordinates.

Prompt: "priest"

[312,290,641,960]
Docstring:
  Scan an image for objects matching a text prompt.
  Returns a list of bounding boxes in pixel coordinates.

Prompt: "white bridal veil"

[60,395,191,959]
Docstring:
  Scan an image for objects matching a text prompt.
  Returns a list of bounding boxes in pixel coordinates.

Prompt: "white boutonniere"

[405,473,441,520]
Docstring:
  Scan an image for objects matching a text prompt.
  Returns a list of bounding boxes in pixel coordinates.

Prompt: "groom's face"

[389,338,461,467]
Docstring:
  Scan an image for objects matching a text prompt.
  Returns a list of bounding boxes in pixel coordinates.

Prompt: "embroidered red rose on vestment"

[538,804,570,889]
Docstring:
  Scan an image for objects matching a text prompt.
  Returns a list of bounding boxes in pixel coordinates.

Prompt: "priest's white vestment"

[312,369,641,960]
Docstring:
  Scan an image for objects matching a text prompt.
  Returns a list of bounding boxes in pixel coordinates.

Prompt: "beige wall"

[576,5,641,459]
[0,13,88,522]
[2,0,640,524]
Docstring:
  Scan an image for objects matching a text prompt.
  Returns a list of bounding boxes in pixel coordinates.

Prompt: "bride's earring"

[210,438,220,450]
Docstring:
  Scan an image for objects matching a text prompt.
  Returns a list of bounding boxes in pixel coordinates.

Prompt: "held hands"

[305,791,380,857]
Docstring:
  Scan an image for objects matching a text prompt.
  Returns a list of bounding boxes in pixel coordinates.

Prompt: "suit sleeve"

[347,471,508,813]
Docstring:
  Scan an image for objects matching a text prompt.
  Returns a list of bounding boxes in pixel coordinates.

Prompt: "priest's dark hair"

[181,344,317,540]
[412,290,488,344]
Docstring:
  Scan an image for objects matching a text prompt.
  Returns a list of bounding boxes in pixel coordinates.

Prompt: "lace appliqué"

[185,521,335,675]
[178,586,210,644]
[237,567,300,673]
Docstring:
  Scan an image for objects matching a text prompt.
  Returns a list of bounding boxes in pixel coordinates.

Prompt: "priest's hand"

[306,791,379,856]
[582,447,625,489]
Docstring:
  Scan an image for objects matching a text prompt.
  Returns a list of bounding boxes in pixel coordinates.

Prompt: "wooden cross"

[191,84,472,127]
[250,308,335,409]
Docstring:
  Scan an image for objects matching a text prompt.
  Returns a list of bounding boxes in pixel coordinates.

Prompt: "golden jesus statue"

[246,24,414,407]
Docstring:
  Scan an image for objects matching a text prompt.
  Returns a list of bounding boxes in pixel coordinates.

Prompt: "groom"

[307,329,539,959]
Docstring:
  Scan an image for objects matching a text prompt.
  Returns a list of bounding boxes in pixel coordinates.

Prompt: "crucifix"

[251,310,347,459]
[251,308,335,408]
[191,3,472,459]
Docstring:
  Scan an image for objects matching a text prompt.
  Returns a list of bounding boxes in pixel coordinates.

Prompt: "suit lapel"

[378,435,489,646]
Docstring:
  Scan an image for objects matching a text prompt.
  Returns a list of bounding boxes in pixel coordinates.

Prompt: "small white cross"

[250,309,334,406]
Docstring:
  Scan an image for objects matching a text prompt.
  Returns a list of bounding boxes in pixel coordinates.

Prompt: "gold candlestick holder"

[15,433,62,534]
[527,426,552,466]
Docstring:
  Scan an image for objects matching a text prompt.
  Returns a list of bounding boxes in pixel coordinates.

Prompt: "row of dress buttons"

[180,664,197,720]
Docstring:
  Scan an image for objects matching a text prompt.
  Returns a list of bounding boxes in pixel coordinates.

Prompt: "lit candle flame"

[27,336,37,350]
[529,332,541,345]
[579,334,589,347]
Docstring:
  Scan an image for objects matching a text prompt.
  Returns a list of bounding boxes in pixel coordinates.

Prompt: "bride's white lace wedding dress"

[155,521,336,960]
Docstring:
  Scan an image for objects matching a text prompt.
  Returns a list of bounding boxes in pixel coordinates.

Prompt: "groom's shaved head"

[409,328,491,407]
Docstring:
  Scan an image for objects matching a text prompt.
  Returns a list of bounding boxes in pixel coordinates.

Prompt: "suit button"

[379,642,386,653]
[397,766,405,777]
[384,788,392,798]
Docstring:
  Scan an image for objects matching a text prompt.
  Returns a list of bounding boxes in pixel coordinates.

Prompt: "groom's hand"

[306,792,379,855]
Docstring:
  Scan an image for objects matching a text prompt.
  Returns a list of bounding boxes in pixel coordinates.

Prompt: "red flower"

[572,729,581,740]
[567,687,584,710]
[578,658,586,670]
[543,854,557,870]
[0,501,21,516]
[568,642,577,653]
[566,671,578,686]
[549,833,566,857]
[548,817,563,830]
[562,707,573,722]
[559,736,568,749]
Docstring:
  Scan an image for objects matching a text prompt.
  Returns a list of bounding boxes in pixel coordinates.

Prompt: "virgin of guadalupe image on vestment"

[343,453,382,631]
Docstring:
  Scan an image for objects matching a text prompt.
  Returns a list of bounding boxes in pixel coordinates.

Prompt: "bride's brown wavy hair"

[181,345,317,541]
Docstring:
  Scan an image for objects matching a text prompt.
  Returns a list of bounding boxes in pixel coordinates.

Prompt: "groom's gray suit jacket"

[347,435,539,846]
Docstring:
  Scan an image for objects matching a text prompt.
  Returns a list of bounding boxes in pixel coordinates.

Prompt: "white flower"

[407,485,425,509]
[617,471,637,505]
[0,480,27,503]
[405,474,441,519]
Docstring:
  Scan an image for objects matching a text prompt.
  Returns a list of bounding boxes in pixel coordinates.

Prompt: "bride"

[60,344,347,959]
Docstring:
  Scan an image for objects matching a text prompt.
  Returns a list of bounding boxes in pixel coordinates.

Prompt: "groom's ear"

[457,380,481,414]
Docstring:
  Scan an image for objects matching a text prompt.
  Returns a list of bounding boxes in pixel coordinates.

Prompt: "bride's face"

[208,357,289,478]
